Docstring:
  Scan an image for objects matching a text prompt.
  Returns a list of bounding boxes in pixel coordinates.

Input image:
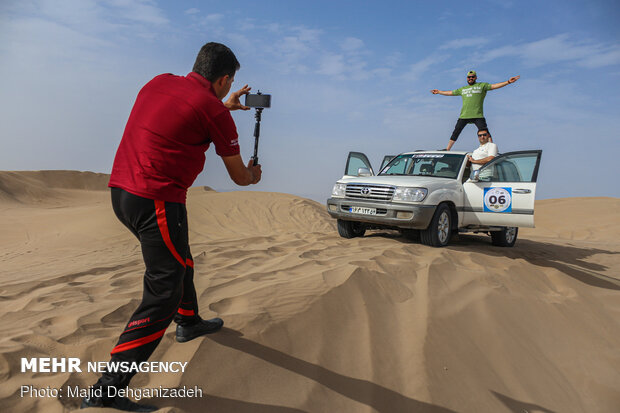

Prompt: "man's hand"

[222,154,261,186]
[431,89,439,94]
[224,85,251,111]
[247,158,262,184]
[508,75,520,84]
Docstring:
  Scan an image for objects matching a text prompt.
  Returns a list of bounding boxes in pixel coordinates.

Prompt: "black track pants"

[98,188,200,389]
[449,117,488,141]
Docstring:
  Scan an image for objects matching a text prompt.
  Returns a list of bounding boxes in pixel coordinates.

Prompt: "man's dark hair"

[193,42,240,83]
[478,128,491,137]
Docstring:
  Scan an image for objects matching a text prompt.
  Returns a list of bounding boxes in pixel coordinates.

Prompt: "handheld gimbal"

[245,91,271,166]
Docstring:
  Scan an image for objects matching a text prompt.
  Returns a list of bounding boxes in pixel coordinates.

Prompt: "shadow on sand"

[368,230,620,291]
[452,234,620,290]
[154,328,457,413]
[149,392,309,413]
[491,390,556,413]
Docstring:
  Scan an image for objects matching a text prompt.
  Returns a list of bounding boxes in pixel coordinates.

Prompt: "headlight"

[392,187,427,202]
[332,183,346,197]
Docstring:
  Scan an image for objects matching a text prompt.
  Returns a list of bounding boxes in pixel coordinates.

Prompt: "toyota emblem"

[361,187,370,196]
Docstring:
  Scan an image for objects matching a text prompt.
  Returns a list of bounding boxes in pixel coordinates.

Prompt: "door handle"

[513,189,531,194]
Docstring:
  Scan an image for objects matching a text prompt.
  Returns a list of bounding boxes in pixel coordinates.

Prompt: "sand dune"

[0,171,618,412]
[0,171,109,204]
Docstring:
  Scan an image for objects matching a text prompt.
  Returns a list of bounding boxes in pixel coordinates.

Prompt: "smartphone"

[245,93,271,108]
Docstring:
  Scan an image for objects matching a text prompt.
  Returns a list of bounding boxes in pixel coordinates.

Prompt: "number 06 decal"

[483,187,512,213]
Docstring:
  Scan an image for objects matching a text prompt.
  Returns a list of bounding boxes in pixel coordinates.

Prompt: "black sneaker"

[80,395,157,412]
[176,317,224,343]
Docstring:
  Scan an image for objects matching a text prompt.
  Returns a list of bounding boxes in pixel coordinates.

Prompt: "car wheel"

[491,227,518,247]
[401,229,420,241]
[337,219,366,239]
[421,204,452,247]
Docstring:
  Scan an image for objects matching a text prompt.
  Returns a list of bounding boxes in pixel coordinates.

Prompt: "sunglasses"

[467,76,476,79]
[478,133,488,137]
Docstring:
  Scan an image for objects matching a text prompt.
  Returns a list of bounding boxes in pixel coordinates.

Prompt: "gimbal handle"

[251,107,263,166]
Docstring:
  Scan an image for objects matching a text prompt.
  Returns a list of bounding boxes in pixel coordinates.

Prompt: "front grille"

[345,184,395,201]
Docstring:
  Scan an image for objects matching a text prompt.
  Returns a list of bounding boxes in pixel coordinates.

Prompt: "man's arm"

[490,75,520,90]
[221,154,262,186]
[467,154,495,165]
[431,89,453,96]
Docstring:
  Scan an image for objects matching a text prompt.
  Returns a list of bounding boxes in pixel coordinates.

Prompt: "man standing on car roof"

[81,42,262,412]
[431,70,519,151]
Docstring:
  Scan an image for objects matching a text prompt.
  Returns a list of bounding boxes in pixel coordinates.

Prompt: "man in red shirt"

[82,42,262,412]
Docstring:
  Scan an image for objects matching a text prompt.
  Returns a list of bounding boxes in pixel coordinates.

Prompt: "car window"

[379,155,396,171]
[382,156,413,174]
[479,153,539,182]
[381,154,465,178]
[345,153,373,176]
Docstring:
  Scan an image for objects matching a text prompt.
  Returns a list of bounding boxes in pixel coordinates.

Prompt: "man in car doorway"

[468,128,498,170]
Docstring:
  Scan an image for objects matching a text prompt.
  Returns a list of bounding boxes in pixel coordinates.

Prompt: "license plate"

[349,207,377,215]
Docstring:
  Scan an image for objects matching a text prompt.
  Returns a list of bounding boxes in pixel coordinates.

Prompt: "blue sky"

[1,0,619,201]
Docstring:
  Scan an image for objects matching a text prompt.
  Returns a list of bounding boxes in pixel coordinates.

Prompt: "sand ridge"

[0,171,618,412]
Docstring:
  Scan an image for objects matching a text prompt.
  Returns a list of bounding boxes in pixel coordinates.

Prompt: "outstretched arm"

[221,154,262,186]
[491,75,520,90]
[431,89,453,96]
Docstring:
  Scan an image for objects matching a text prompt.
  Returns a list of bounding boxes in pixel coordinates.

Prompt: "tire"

[401,229,420,241]
[491,227,518,247]
[420,204,452,247]
[337,219,366,239]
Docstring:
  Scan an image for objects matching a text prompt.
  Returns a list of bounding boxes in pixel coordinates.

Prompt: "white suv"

[326,150,542,247]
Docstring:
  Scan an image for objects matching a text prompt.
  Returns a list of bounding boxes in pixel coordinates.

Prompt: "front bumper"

[326,197,436,229]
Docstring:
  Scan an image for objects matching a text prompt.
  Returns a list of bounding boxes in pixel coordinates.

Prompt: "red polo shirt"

[109,72,240,203]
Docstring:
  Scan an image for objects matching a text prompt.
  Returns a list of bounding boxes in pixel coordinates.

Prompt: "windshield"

[379,153,465,179]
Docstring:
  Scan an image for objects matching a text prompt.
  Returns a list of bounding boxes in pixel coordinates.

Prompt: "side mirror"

[469,169,480,182]
[357,167,372,177]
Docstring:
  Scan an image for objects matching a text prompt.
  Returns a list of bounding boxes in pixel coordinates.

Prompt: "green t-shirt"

[452,82,492,119]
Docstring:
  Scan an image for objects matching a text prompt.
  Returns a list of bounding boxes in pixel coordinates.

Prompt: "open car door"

[462,150,542,228]
[344,152,374,177]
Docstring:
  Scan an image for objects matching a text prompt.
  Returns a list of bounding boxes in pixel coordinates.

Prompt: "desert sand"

[0,170,618,413]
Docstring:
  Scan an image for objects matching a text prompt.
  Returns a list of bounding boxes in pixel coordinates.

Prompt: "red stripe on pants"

[177,308,195,316]
[154,200,186,268]
[111,328,167,354]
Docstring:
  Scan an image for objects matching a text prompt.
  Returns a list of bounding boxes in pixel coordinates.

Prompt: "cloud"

[402,54,450,81]
[581,49,620,69]
[292,26,322,43]
[1,0,168,43]
[440,36,490,50]
[479,34,620,69]
[341,37,364,52]
[1,16,112,64]
[318,53,346,76]
[103,0,168,25]
[485,0,514,8]
[203,13,224,23]
[185,8,200,15]
[263,26,324,74]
